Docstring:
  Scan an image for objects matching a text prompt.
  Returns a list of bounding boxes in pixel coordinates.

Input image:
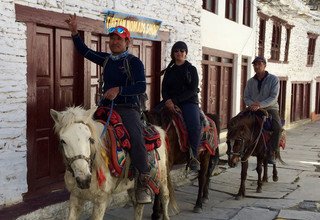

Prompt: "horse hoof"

[193,206,203,213]
[151,213,162,220]
[273,176,278,182]
[202,197,209,204]
[235,195,242,200]
[256,188,262,193]
[262,178,268,183]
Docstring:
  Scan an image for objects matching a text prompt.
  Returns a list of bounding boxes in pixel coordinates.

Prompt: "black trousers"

[115,107,149,174]
[267,109,282,153]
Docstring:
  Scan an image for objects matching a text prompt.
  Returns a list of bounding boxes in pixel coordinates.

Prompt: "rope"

[241,115,267,162]
[100,100,114,139]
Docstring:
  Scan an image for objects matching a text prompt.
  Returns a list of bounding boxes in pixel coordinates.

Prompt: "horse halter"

[61,122,96,176]
[227,138,245,158]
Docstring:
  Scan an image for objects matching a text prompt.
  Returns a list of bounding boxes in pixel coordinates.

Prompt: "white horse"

[50,106,177,220]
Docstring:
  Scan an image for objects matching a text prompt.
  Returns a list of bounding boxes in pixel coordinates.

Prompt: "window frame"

[307,32,318,66]
[203,0,217,14]
[284,24,294,63]
[257,12,269,57]
[242,0,251,27]
[225,0,237,22]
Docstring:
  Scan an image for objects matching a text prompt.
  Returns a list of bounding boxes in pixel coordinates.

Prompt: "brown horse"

[145,108,220,215]
[226,109,285,200]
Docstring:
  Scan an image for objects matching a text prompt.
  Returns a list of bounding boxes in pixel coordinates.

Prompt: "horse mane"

[53,106,106,171]
[227,109,270,142]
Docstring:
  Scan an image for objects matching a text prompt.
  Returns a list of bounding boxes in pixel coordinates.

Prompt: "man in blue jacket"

[244,56,282,164]
[66,14,152,204]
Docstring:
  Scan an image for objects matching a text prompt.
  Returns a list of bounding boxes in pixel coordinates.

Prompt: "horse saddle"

[253,112,286,150]
[165,109,219,156]
[93,106,161,194]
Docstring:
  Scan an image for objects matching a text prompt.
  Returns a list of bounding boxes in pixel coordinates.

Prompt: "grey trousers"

[267,109,282,153]
[115,107,149,174]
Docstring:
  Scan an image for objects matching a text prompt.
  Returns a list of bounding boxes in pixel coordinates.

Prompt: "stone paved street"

[103,121,320,220]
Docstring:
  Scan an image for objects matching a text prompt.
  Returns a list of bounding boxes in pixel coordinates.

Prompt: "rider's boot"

[189,150,201,172]
[135,172,152,204]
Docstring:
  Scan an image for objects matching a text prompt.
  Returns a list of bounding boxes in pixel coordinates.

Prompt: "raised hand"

[65,13,78,35]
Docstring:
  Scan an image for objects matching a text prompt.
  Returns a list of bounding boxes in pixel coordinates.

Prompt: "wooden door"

[206,65,219,114]
[240,59,248,111]
[26,25,83,197]
[220,67,232,128]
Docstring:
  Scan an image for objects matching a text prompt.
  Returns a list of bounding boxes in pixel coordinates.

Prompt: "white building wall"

[0,0,202,207]
[201,0,257,115]
[257,1,320,125]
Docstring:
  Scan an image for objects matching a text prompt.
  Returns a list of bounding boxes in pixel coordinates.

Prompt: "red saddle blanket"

[93,106,161,194]
[170,110,219,156]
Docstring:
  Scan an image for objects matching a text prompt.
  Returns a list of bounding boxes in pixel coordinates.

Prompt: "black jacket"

[162,61,199,105]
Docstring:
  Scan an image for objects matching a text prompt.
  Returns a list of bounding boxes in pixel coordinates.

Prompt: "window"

[243,0,251,26]
[258,13,269,57]
[316,79,320,114]
[278,78,287,120]
[203,0,217,14]
[270,20,282,61]
[291,82,311,122]
[225,0,237,21]
[284,25,293,63]
[307,33,318,66]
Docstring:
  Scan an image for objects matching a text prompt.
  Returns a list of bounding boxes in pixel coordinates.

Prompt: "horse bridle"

[227,115,267,162]
[61,122,96,176]
[227,138,245,157]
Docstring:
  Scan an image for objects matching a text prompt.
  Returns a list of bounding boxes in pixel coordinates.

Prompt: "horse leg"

[256,157,263,193]
[133,203,145,220]
[262,158,268,182]
[91,201,108,220]
[273,164,278,182]
[68,194,84,220]
[194,153,210,213]
[151,194,162,220]
[202,153,217,204]
[236,161,248,200]
[159,186,170,220]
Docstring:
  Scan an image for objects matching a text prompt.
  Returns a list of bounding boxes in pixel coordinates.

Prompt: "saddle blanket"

[93,106,161,194]
[171,110,219,156]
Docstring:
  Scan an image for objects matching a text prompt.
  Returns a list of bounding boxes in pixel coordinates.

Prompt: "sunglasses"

[108,27,125,34]
[173,49,186,53]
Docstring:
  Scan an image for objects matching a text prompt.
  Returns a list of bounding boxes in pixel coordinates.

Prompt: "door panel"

[220,67,232,128]
[207,65,219,114]
[27,26,83,196]
[55,29,83,110]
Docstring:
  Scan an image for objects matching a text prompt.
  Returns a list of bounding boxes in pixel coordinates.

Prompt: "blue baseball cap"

[252,56,266,64]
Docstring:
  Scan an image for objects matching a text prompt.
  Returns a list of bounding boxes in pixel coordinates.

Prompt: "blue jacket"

[244,72,279,111]
[72,34,146,107]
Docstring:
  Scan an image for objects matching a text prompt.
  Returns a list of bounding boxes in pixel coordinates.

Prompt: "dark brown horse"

[145,108,220,216]
[226,109,285,200]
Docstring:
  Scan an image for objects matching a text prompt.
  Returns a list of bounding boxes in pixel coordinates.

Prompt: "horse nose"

[76,175,92,189]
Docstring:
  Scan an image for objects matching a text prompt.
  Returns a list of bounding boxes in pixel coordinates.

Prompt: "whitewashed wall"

[201,0,257,115]
[256,1,320,125]
[0,0,202,207]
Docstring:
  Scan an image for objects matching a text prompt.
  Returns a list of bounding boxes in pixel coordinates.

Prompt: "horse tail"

[276,150,286,165]
[206,113,221,138]
[166,162,179,214]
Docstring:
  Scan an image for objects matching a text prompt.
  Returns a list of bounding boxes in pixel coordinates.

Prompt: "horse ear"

[50,109,61,125]
[84,107,97,123]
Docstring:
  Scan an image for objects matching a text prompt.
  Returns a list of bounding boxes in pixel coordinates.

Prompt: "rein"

[240,115,267,162]
[100,100,114,139]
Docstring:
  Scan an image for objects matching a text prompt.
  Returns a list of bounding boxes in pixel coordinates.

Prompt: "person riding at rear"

[244,56,282,164]
[65,14,152,204]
